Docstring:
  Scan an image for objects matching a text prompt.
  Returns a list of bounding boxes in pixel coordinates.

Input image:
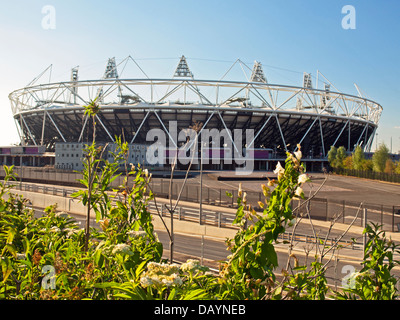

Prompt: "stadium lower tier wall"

[0,158,327,186]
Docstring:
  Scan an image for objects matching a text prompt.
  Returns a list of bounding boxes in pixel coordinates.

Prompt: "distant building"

[54,142,155,171]
[55,143,85,171]
[0,145,53,167]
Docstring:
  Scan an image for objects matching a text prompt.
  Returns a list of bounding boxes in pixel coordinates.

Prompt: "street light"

[199,141,204,225]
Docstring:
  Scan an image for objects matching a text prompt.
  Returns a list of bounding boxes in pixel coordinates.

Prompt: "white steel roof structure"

[9,56,382,158]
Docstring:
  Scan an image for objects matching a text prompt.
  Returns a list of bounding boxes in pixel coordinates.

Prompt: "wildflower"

[144,169,149,177]
[32,249,42,266]
[112,243,132,255]
[55,211,69,218]
[64,228,79,238]
[49,226,61,233]
[140,262,183,289]
[261,184,270,197]
[294,144,302,161]
[16,253,26,260]
[242,192,247,204]
[238,183,243,197]
[140,276,152,288]
[294,150,302,161]
[147,262,179,274]
[161,274,182,287]
[99,219,109,231]
[298,174,308,184]
[180,259,200,272]
[161,278,173,287]
[273,162,285,180]
[171,273,183,286]
[294,186,303,198]
[127,230,146,237]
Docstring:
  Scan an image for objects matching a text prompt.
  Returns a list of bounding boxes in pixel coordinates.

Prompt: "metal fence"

[333,168,400,184]
[148,179,400,233]
[10,179,400,233]
[148,202,237,229]
[292,197,400,233]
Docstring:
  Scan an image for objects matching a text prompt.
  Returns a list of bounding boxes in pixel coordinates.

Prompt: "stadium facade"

[7,56,382,171]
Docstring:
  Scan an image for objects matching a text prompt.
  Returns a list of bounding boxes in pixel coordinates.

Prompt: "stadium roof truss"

[9,56,382,158]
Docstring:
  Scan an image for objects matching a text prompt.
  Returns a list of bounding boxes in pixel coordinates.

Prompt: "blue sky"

[0,0,399,151]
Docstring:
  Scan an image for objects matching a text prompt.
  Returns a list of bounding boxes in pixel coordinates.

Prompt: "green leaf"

[250,267,263,279]
[182,288,208,300]
[6,227,16,245]
[94,250,105,268]
[2,244,17,259]
[264,242,278,267]
[93,281,120,289]
[1,257,13,283]
[135,260,148,280]
[293,266,307,271]
[167,288,177,300]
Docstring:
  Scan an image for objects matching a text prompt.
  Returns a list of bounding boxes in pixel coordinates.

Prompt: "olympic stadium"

[7,56,382,171]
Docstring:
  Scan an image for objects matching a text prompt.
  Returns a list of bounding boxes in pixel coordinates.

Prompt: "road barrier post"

[363,208,367,252]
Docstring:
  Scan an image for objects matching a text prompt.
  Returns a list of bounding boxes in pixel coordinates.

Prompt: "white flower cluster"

[180,259,200,273]
[112,243,132,255]
[273,162,285,180]
[272,144,310,199]
[49,226,61,233]
[295,173,309,198]
[55,211,69,218]
[127,230,147,238]
[64,227,84,238]
[140,262,182,288]
[139,259,210,289]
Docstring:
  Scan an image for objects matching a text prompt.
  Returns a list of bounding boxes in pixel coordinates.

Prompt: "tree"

[343,155,353,170]
[362,159,373,171]
[352,145,365,170]
[327,146,337,168]
[395,161,400,174]
[384,159,395,174]
[372,144,389,173]
[336,146,347,169]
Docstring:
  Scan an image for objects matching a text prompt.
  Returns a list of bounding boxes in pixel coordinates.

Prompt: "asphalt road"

[155,170,400,203]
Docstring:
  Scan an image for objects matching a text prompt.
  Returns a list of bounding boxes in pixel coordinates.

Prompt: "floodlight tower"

[173,55,193,78]
[303,72,312,89]
[172,55,206,105]
[70,66,79,104]
[104,57,118,79]
[250,61,267,83]
[97,57,119,103]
